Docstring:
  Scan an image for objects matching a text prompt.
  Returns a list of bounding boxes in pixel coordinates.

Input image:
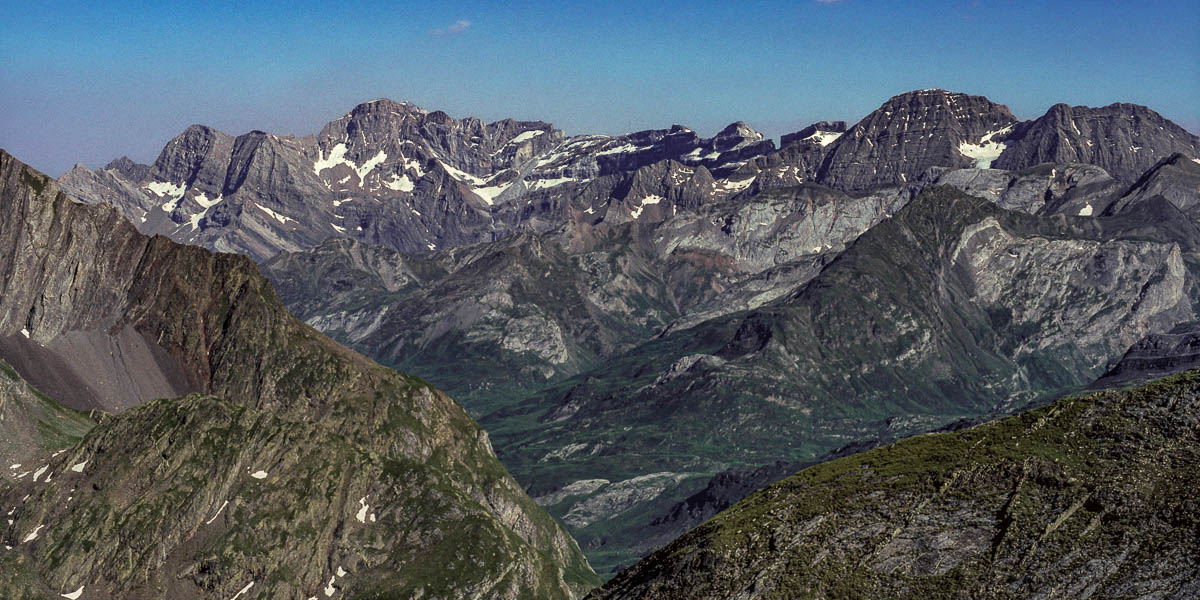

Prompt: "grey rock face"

[993,102,1200,183]
[59,99,783,262]
[815,89,1017,190]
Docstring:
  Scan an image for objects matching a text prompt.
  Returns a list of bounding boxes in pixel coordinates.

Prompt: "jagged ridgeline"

[0,150,598,599]
[590,368,1200,599]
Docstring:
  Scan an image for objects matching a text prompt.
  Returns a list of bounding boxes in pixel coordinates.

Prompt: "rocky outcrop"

[1091,322,1200,388]
[590,369,1200,599]
[0,150,597,599]
[1104,152,1200,217]
[993,102,1200,183]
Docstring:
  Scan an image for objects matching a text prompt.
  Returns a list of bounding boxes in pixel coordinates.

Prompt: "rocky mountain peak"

[814,89,1017,189]
[993,101,1200,183]
[102,155,151,180]
[711,121,765,152]
[147,124,236,190]
[780,120,848,148]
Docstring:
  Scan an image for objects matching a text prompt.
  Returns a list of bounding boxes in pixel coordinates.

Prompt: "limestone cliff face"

[0,150,597,600]
[590,369,1200,599]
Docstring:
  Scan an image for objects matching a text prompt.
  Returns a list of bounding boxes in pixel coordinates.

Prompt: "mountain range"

[11,87,1200,589]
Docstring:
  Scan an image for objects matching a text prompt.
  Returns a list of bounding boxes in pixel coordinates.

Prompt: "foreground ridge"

[591,368,1200,599]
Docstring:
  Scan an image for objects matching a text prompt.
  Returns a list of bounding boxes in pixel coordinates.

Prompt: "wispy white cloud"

[431,19,471,36]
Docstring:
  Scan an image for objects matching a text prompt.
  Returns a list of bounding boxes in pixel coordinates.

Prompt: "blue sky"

[2,0,1197,176]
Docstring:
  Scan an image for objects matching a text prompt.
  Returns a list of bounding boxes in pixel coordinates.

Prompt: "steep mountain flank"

[0,150,597,599]
[591,368,1200,599]
[993,103,1200,183]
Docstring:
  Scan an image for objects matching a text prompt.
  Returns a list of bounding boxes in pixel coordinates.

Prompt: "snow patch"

[508,130,545,145]
[195,192,223,209]
[383,173,414,192]
[437,161,487,185]
[630,195,663,220]
[61,586,84,600]
[314,144,386,183]
[596,142,650,156]
[337,566,347,577]
[144,181,187,213]
[22,523,44,542]
[8,464,20,470]
[957,125,1012,169]
[206,500,229,524]
[1078,203,1094,216]
[402,157,424,177]
[250,470,268,479]
[229,581,254,600]
[325,575,337,596]
[253,204,294,225]
[530,176,577,190]
[314,143,350,176]
[70,461,87,473]
[355,151,387,181]
[331,223,346,233]
[715,176,756,193]
[20,328,29,338]
[472,182,511,205]
[804,131,843,147]
[32,465,48,482]
[356,496,370,522]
